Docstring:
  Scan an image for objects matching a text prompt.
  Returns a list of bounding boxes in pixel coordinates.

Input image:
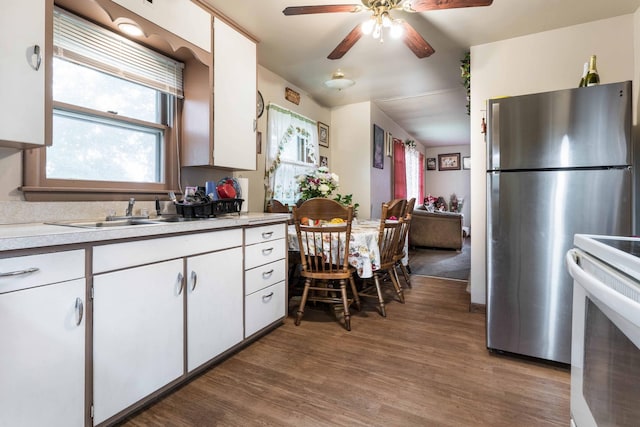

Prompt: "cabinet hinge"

[91,286,94,300]
[90,404,94,419]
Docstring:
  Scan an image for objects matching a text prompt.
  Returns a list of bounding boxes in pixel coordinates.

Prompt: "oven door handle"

[566,249,640,329]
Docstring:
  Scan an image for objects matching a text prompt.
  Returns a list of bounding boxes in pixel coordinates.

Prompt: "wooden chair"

[394,197,415,288]
[358,203,405,317]
[292,198,360,331]
[385,198,406,220]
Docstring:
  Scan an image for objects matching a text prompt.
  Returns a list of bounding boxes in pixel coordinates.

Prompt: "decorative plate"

[257,91,264,118]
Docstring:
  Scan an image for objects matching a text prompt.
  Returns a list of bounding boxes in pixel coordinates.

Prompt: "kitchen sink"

[47,216,214,228]
[47,218,161,229]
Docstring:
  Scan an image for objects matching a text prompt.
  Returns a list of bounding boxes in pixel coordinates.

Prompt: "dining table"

[287,219,383,279]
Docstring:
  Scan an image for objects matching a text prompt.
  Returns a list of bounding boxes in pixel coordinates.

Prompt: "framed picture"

[463,156,471,170]
[320,155,328,167]
[318,122,329,148]
[373,124,384,169]
[438,153,461,171]
[426,157,436,170]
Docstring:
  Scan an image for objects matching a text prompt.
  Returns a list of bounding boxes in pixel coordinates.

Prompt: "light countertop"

[0,212,290,252]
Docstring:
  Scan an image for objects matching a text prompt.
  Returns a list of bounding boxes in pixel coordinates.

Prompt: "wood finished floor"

[119,276,570,427]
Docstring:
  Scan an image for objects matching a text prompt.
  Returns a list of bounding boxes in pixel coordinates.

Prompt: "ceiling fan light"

[390,21,404,39]
[382,13,392,27]
[362,18,376,35]
[373,25,382,39]
[324,70,355,90]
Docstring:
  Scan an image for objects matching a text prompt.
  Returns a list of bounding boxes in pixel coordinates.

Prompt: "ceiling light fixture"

[118,22,144,37]
[360,1,405,43]
[324,69,355,90]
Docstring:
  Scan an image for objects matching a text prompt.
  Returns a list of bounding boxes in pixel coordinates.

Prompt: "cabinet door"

[0,279,85,427]
[213,17,257,170]
[93,259,184,425]
[0,0,50,147]
[187,247,243,371]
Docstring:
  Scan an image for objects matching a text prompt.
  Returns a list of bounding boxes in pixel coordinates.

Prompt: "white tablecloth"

[287,220,381,278]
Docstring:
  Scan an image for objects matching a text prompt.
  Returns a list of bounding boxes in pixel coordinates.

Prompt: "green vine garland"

[460,51,470,115]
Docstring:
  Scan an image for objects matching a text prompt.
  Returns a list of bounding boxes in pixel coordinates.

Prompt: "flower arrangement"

[297,166,339,201]
[450,193,464,213]
[424,194,437,212]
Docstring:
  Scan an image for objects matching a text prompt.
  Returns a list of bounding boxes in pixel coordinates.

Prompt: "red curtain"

[418,152,425,203]
[393,140,406,199]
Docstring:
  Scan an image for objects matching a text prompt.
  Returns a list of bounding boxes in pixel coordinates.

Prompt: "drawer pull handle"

[262,292,274,301]
[261,247,274,256]
[261,231,274,239]
[0,267,39,277]
[177,272,184,295]
[262,269,274,278]
[75,297,84,326]
[191,271,198,292]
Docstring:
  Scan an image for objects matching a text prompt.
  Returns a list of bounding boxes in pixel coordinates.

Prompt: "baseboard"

[469,302,486,313]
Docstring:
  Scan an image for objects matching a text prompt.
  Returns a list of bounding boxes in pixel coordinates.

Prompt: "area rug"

[408,237,470,281]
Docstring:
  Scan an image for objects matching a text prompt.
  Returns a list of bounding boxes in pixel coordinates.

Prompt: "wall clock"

[257,90,264,118]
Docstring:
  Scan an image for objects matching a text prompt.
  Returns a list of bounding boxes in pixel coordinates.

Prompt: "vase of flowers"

[297,166,339,201]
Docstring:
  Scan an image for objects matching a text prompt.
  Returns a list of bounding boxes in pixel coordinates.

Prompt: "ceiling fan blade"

[408,0,493,12]
[282,5,362,15]
[401,21,435,58]
[327,24,363,60]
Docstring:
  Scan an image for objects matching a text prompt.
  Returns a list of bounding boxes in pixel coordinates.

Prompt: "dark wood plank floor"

[119,276,570,427]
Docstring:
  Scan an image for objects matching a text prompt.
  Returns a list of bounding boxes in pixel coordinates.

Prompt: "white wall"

[469,14,637,305]
[424,145,471,227]
[330,101,423,220]
[331,102,372,219]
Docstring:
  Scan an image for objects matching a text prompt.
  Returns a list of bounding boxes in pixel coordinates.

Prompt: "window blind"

[53,7,184,98]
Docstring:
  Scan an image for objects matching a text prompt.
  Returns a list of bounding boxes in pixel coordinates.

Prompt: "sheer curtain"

[265,104,318,207]
[405,146,424,204]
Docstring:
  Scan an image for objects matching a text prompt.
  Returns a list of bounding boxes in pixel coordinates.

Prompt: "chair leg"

[399,262,412,288]
[349,276,361,311]
[340,280,351,331]
[390,268,405,304]
[295,278,312,326]
[372,274,387,317]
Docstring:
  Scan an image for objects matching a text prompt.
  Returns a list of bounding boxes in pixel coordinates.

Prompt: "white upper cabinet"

[112,0,211,52]
[0,0,50,148]
[212,17,257,170]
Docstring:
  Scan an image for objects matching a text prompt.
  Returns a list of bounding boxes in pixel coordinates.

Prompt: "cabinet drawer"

[245,281,286,338]
[0,250,85,294]
[245,223,286,245]
[245,259,285,296]
[244,239,285,270]
[94,229,242,273]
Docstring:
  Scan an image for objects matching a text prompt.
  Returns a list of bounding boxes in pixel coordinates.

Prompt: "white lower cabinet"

[92,259,185,425]
[0,250,85,427]
[187,247,243,372]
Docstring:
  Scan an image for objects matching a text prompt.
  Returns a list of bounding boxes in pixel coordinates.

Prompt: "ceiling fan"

[283,0,493,59]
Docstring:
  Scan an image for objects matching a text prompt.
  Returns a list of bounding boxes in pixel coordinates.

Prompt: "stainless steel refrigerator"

[486,81,633,364]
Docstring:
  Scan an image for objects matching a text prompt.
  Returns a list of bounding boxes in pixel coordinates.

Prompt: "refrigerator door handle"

[489,102,500,170]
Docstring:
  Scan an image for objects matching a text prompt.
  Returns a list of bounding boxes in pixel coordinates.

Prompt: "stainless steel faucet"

[125,198,135,217]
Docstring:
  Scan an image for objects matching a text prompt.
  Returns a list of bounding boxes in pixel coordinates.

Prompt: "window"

[23,7,183,200]
[265,104,319,206]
